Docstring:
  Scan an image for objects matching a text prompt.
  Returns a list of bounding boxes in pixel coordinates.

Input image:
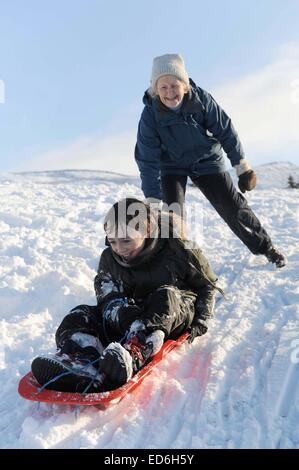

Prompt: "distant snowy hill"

[235,161,299,189]
[2,160,299,188]
[0,162,299,449]
[0,169,140,185]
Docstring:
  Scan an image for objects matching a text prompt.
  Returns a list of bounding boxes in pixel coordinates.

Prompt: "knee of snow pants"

[102,302,143,343]
[55,304,103,350]
[141,285,196,339]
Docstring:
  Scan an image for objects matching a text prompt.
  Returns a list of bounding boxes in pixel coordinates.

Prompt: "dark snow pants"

[55,286,196,353]
[161,171,272,255]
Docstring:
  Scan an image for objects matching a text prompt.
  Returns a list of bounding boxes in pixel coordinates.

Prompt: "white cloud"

[22,130,139,175]
[212,42,299,163]
[22,42,299,172]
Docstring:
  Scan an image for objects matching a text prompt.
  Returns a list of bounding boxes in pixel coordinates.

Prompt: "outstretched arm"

[199,87,256,193]
[199,86,245,166]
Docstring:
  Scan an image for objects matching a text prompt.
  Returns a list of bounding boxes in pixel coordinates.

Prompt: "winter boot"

[31,349,104,393]
[265,246,287,268]
[98,330,165,389]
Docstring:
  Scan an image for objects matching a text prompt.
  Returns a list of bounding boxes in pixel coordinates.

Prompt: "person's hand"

[188,321,208,343]
[238,170,257,193]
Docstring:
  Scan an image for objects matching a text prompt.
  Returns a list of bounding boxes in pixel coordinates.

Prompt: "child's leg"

[97,287,195,389]
[31,304,106,393]
[141,285,196,339]
[101,300,143,343]
[55,304,104,358]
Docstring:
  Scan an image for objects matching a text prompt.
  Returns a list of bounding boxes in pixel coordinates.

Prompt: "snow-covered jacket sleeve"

[134,107,162,200]
[198,87,245,166]
[192,284,216,329]
[181,243,218,326]
[94,251,125,308]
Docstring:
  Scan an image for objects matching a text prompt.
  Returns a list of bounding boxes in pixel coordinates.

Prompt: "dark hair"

[104,197,186,240]
[104,198,157,239]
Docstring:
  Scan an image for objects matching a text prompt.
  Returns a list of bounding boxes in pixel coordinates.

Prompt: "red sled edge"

[18,332,189,407]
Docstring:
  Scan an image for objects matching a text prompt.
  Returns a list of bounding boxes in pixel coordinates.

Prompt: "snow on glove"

[188,320,208,343]
[238,170,257,193]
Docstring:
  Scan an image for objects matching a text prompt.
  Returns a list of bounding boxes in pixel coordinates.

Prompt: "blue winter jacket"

[135,79,245,200]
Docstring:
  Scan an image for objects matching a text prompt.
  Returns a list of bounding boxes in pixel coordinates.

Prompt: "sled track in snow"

[208,257,299,448]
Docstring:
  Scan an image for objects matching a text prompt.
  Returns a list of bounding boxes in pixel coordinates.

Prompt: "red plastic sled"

[18,332,189,408]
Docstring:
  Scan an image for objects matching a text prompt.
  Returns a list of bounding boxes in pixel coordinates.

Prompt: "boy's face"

[107,234,146,262]
[156,75,187,108]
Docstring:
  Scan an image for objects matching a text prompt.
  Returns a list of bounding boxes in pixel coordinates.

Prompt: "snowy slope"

[0,163,299,449]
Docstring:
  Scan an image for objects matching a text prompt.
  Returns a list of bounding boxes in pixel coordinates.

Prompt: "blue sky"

[0,0,299,174]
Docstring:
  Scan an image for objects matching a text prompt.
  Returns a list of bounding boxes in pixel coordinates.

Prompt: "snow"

[0,162,299,449]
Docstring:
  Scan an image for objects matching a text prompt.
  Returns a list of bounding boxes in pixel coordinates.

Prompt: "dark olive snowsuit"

[55,230,218,352]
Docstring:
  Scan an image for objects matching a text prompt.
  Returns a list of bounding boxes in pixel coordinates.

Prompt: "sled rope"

[38,370,75,393]
[81,372,104,394]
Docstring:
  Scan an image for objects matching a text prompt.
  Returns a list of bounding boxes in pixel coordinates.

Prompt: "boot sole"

[31,357,100,393]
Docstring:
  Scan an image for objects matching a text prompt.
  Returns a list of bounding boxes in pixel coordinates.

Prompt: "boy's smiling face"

[107,234,146,262]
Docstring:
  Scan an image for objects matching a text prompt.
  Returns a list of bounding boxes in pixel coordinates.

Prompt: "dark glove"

[238,170,257,193]
[188,320,208,343]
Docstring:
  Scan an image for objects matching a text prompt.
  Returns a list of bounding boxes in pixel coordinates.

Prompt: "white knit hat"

[151,53,189,90]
